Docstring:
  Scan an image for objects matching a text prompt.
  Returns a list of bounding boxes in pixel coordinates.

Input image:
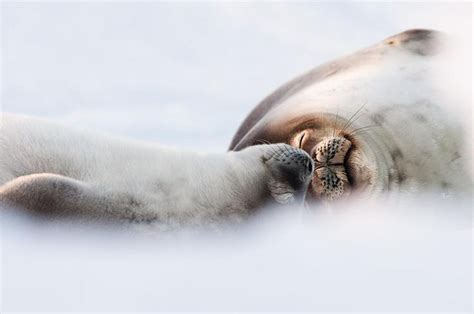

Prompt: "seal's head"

[229,29,464,204]
[254,114,378,203]
[285,115,378,203]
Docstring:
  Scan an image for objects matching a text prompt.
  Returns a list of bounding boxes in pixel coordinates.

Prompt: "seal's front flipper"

[0,173,97,217]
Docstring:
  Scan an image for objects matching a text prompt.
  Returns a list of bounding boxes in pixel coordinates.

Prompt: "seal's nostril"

[307,160,313,173]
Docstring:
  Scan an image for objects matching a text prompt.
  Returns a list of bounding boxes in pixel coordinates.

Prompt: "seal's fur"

[0,114,313,226]
[229,29,471,201]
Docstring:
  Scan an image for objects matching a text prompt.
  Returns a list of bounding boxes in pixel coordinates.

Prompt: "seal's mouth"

[309,136,352,202]
[343,145,355,185]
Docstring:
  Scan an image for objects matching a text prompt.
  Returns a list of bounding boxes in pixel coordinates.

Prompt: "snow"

[1,197,472,311]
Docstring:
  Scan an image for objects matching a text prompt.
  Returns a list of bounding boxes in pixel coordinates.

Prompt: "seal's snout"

[313,136,351,165]
[310,136,352,201]
[264,144,314,204]
[275,148,314,190]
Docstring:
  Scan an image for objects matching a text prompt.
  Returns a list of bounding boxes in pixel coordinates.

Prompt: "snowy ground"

[1,2,472,312]
[1,196,472,312]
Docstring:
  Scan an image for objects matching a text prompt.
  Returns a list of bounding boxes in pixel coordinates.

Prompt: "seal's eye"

[298,131,306,149]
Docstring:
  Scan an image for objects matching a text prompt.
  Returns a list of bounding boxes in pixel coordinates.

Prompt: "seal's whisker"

[349,125,378,136]
[348,130,370,137]
[256,139,281,159]
[268,144,282,158]
[281,143,291,155]
[347,125,378,136]
[276,142,291,157]
[343,114,363,134]
[341,103,366,134]
[283,145,293,157]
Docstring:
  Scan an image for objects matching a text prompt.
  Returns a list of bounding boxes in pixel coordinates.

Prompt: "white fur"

[0,114,310,226]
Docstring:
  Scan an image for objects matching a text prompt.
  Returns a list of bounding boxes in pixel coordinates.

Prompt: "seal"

[230,29,471,203]
[0,114,314,227]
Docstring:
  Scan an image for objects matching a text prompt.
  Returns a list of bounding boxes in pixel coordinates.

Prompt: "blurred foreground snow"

[0,196,472,312]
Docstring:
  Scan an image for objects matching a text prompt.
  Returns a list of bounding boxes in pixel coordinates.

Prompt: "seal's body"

[230,29,471,202]
[0,114,313,226]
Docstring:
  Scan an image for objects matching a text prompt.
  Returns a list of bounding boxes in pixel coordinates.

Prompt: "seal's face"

[241,112,377,204]
[286,116,375,203]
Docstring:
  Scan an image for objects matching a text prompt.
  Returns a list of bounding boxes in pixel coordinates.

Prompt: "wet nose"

[275,148,314,191]
[313,136,351,165]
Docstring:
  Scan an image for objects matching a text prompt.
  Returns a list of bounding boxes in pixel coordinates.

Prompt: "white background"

[2,2,471,150]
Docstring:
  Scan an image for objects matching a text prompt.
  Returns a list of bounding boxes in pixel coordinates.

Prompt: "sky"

[1,2,472,151]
